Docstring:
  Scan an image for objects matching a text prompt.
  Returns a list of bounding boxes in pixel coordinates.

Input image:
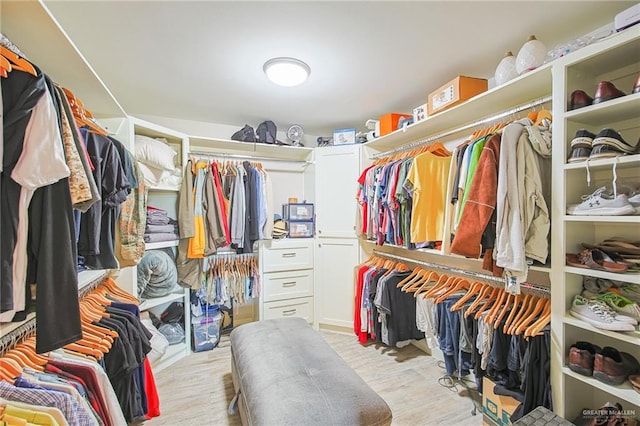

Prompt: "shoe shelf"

[562,367,639,408]
[564,266,640,285]
[563,92,640,126]
[563,215,640,224]
[552,27,640,418]
[564,315,640,345]
[564,154,640,171]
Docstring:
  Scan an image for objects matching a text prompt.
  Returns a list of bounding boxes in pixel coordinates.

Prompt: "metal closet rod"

[189,150,313,164]
[371,249,550,294]
[371,95,552,159]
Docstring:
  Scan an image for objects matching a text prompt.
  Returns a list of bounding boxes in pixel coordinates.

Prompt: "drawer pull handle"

[282,281,297,287]
[282,253,297,258]
[282,309,297,316]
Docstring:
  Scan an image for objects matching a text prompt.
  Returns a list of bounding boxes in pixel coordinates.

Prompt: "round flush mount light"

[263,57,310,87]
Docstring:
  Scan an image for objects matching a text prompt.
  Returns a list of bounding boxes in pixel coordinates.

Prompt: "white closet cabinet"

[314,145,365,331]
[100,116,192,372]
[550,29,640,420]
[314,238,360,330]
[259,239,315,324]
[314,145,361,238]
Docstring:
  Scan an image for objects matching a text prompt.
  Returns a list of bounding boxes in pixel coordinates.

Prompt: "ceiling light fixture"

[263,57,310,87]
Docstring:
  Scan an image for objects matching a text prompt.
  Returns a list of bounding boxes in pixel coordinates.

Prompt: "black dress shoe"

[569,90,593,110]
[593,81,626,104]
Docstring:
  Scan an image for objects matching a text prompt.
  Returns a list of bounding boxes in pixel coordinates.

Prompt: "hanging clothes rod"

[189,150,313,164]
[371,250,550,294]
[0,271,110,355]
[371,95,552,159]
[206,251,257,258]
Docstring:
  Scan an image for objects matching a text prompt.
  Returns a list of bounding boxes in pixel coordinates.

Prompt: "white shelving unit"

[145,240,180,250]
[550,28,640,420]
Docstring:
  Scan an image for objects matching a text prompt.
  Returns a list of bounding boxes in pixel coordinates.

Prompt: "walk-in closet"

[2,1,639,425]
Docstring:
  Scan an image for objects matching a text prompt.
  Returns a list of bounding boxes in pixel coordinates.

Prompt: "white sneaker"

[628,192,640,215]
[569,295,636,331]
[569,186,635,216]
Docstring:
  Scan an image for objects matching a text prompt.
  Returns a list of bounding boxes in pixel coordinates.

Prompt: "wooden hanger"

[61,86,108,136]
[492,293,515,328]
[506,294,534,334]
[423,274,452,299]
[0,357,23,383]
[500,294,522,331]
[450,281,485,311]
[473,287,503,320]
[0,46,37,78]
[525,300,551,337]
[485,288,508,325]
[464,283,493,316]
[3,348,44,371]
[435,277,469,304]
[515,297,549,335]
[409,271,439,295]
[534,109,552,126]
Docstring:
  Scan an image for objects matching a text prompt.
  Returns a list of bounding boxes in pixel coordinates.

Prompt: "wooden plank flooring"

[146,330,483,426]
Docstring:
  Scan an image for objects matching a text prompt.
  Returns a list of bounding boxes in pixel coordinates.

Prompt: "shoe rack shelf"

[564,315,640,345]
[564,266,640,285]
[563,368,639,408]
[551,27,640,421]
[564,92,640,125]
[564,153,640,171]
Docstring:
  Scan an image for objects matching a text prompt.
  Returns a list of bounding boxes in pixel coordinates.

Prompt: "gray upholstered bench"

[229,317,392,426]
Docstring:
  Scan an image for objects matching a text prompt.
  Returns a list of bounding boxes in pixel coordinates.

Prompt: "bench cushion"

[230,317,392,426]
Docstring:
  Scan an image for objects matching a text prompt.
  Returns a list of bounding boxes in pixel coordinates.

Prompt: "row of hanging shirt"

[176,158,272,299]
[1,38,138,355]
[357,113,552,288]
[354,254,552,420]
[0,277,160,425]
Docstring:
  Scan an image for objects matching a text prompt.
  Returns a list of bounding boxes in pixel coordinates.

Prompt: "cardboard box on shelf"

[379,113,413,137]
[482,377,520,426]
[427,75,488,115]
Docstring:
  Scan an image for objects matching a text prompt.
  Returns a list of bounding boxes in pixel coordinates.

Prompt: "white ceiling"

[41,0,634,137]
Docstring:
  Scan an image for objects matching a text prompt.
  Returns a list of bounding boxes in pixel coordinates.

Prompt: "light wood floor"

[146,330,483,426]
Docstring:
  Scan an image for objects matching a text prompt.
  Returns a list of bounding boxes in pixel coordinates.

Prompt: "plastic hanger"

[0,46,37,77]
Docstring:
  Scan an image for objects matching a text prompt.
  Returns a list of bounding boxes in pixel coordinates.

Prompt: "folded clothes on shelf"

[144,233,180,243]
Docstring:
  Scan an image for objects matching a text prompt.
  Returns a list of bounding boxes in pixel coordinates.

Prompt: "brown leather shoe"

[593,81,626,104]
[593,346,640,385]
[633,74,640,94]
[569,90,593,110]
[630,374,640,394]
[569,341,601,376]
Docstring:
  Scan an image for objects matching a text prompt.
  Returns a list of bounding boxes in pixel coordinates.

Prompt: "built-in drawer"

[262,297,314,324]
[261,240,313,272]
[263,270,313,302]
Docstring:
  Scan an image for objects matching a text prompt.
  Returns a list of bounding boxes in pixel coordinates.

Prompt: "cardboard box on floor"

[482,377,520,426]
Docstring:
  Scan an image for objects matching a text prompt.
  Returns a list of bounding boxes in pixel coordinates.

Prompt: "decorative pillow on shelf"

[134,134,177,172]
